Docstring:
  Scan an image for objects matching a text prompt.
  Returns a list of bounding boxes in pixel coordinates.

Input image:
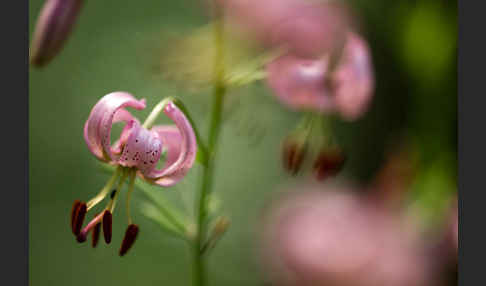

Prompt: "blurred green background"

[29,0,457,285]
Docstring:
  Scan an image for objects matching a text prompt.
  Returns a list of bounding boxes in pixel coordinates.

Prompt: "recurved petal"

[143,102,197,187]
[84,92,146,162]
[150,125,182,167]
[30,0,84,67]
[333,32,375,121]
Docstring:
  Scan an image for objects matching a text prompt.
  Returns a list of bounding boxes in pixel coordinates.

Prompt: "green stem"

[193,8,226,286]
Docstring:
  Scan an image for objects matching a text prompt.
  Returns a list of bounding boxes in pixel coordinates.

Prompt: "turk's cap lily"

[266,32,374,121]
[30,0,84,67]
[83,91,197,186]
[71,92,197,256]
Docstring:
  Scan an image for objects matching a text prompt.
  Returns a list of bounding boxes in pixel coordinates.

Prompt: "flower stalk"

[193,5,227,286]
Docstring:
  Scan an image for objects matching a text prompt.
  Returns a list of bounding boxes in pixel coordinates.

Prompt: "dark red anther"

[119,224,139,257]
[282,138,307,175]
[102,210,112,244]
[73,202,87,236]
[70,200,81,234]
[313,149,345,181]
[92,220,101,248]
[76,233,87,243]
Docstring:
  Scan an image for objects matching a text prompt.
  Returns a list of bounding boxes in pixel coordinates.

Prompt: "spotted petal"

[84,92,146,162]
[118,120,162,174]
[143,102,197,187]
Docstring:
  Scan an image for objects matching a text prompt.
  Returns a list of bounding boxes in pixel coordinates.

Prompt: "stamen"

[92,218,101,248]
[126,170,137,225]
[86,167,121,211]
[313,150,346,181]
[70,200,81,234]
[107,169,129,213]
[102,210,113,244]
[119,224,139,257]
[77,212,104,243]
[73,202,87,236]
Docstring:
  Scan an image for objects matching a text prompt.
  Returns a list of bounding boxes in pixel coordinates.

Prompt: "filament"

[126,170,137,225]
[107,168,129,213]
[87,167,121,211]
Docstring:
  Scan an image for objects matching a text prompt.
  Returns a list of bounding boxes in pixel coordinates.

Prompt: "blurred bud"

[212,216,230,238]
[282,136,308,175]
[201,216,230,254]
[265,32,374,121]
[261,187,434,286]
[30,0,84,67]
[313,148,345,181]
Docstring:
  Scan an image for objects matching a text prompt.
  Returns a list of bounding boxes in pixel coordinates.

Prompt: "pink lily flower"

[266,32,375,121]
[71,92,197,256]
[261,187,433,286]
[30,0,84,67]
[217,0,350,59]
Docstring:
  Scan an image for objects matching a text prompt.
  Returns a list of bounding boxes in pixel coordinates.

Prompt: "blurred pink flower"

[84,92,197,187]
[30,0,84,67]
[218,0,349,58]
[261,187,433,286]
[266,32,374,120]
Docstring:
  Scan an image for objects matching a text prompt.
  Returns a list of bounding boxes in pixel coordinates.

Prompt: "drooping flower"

[71,92,197,256]
[30,0,84,67]
[218,0,350,59]
[261,187,434,286]
[266,32,375,121]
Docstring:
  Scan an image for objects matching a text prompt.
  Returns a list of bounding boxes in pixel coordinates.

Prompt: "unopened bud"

[212,217,230,237]
[30,0,84,67]
[201,217,230,254]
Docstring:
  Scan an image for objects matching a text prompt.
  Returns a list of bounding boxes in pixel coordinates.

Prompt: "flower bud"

[212,216,230,238]
[30,0,84,67]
